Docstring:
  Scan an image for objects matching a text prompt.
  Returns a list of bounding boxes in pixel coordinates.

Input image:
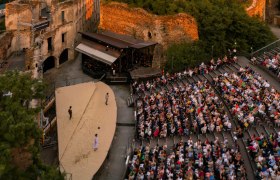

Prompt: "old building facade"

[3,0,100,75]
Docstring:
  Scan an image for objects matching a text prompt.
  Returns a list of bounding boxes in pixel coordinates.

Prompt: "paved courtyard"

[43,54,94,89]
[270,25,280,39]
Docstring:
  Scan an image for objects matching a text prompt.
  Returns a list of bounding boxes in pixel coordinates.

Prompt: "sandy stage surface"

[55,81,117,180]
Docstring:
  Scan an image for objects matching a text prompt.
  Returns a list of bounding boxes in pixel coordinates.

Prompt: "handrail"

[251,39,280,57]
[122,137,134,179]
[42,92,55,107]
[98,73,106,81]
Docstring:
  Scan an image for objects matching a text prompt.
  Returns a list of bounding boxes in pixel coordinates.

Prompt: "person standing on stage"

[105,93,109,105]
[68,106,72,120]
[93,134,99,151]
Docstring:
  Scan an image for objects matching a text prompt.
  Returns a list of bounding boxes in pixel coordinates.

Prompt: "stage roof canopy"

[75,40,121,65]
[79,31,157,49]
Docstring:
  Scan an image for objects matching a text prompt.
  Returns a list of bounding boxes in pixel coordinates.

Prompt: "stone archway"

[43,56,56,73]
[59,49,69,65]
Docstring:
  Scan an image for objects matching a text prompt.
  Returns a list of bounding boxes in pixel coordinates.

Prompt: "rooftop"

[79,31,157,49]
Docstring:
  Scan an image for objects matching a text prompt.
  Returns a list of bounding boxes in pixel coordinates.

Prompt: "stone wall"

[266,0,280,24]
[10,30,32,53]
[246,0,266,19]
[39,22,74,67]
[25,47,34,70]
[5,1,40,31]
[99,2,198,49]
[0,32,13,60]
[3,0,99,76]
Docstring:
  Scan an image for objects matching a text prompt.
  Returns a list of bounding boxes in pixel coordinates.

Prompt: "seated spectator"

[215,66,280,128]
[132,56,243,139]
[250,57,257,65]
[135,78,230,139]
[247,133,280,179]
[127,139,246,179]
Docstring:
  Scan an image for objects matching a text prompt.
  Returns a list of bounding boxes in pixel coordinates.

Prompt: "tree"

[183,0,276,55]
[0,71,63,179]
[165,41,210,72]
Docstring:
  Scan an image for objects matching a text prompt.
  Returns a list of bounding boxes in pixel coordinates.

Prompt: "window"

[62,33,66,43]
[148,32,152,39]
[47,37,52,51]
[61,11,65,23]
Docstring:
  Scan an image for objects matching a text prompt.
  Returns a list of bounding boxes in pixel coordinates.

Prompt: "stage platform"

[55,82,117,180]
[130,67,161,80]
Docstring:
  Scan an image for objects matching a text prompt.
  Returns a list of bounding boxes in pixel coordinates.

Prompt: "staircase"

[106,76,128,84]
[127,95,134,107]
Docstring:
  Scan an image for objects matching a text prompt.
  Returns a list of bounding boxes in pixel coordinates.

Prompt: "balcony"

[58,0,73,4]
[33,20,50,31]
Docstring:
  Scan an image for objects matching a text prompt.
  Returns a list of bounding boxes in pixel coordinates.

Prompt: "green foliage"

[165,41,210,72]
[0,18,5,32]
[184,0,275,55]
[0,0,13,4]
[0,71,63,179]
[108,0,276,71]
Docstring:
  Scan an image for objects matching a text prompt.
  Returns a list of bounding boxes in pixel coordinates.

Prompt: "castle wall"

[99,2,199,49]
[0,32,13,60]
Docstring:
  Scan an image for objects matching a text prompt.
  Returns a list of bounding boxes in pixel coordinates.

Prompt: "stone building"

[2,0,100,76]
[266,0,280,25]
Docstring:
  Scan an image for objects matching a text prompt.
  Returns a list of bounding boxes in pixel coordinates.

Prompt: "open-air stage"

[55,81,117,179]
